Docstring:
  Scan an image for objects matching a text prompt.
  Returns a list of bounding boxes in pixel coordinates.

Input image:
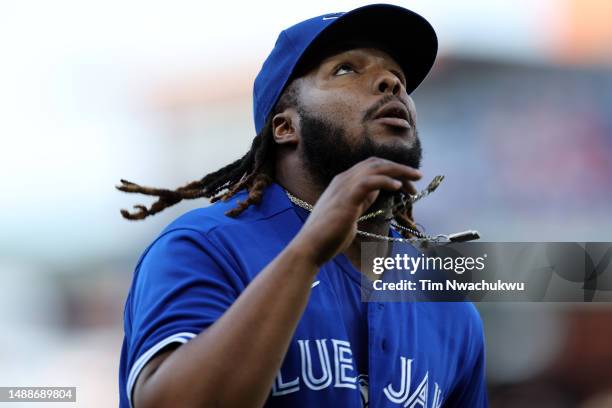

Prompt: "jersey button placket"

[377,303,386,351]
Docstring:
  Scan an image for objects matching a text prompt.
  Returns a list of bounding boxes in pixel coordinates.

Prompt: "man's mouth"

[371,101,412,129]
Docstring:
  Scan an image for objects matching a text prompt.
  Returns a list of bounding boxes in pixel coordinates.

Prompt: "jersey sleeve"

[445,304,489,407]
[123,227,244,408]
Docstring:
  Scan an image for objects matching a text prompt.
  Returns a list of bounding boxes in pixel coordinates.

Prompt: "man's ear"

[272,108,300,145]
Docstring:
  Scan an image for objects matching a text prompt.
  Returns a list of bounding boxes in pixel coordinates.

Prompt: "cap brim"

[296,4,438,94]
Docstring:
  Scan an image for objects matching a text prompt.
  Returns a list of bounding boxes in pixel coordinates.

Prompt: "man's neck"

[278,169,395,236]
[277,166,395,274]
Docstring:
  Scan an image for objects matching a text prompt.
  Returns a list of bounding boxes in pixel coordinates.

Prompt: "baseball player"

[117,4,488,407]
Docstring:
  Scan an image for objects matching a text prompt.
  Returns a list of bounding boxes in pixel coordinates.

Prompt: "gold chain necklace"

[284,175,480,245]
[285,190,440,244]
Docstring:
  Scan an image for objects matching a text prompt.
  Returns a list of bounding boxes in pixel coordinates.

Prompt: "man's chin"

[363,144,422,170]
[365,134,422,169]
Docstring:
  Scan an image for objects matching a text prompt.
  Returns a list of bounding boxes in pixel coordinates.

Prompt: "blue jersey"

[118,182,488,408]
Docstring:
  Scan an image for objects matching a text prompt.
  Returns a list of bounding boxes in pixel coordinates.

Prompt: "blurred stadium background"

[1,0,611,406]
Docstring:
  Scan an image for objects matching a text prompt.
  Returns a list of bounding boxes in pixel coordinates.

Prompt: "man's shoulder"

[132,183,299,278]
[159,185,293,238]
[452,302,484,332]
[160,194,247,237]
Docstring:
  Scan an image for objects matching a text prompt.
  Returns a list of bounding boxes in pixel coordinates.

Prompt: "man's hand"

[290,157,422,266]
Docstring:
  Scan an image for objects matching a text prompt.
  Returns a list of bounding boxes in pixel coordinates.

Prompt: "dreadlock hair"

[116,81,299,221]
[115,77,420,239]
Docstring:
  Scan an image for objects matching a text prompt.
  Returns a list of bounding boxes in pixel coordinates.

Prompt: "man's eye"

[334,63,355,76]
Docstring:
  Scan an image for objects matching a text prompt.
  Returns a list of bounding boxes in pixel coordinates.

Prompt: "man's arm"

[132,157,421,408]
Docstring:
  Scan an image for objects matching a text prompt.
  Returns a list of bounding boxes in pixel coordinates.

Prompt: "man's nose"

[373,70,403,96]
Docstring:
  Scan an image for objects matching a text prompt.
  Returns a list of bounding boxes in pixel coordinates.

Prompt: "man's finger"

[356,175,404,196]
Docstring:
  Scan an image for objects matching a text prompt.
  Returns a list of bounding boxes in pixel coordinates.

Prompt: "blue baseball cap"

[252,3,438,134]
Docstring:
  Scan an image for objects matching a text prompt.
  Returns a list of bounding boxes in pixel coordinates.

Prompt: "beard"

[298,107,422,188]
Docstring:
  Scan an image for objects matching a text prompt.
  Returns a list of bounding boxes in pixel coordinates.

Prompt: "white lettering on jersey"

[298,339,333,390]
[404,372,428,407]
[383,356,443,407]
[332,339,357,389]
[272,369,300,396]
[272,338,359,396]
[271,342,443,407]
[384,356,413,403]
[432,382,443,408]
